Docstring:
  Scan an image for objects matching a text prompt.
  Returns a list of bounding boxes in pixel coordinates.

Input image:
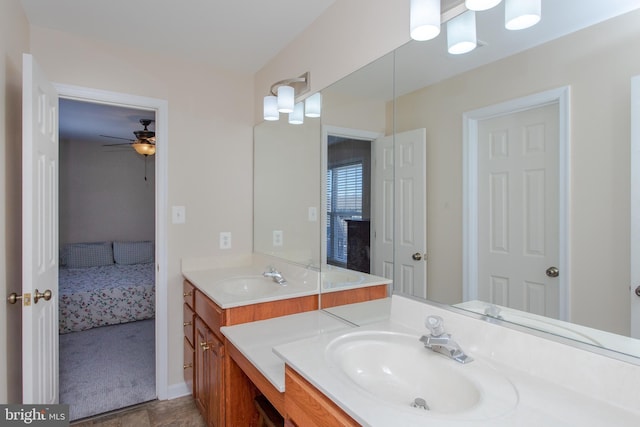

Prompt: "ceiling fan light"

[305,93,322,118]
[465,0,502,11]
[277,85,295,113]
[263,95,279,121]
[410,0,441,41]
[289,102,304,125]
[132,142,156,156]
[505,0,541,30]
[447,10,477,55]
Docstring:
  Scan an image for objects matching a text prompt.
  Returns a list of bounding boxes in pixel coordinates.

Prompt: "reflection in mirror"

[319,1,640,361]
[319,53,395,297]
[393,2,640,359]
[253,119,321,268]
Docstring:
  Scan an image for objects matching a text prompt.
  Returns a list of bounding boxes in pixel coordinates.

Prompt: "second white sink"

[325,330,519,420]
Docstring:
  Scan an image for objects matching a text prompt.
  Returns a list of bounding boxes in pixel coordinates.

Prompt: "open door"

[22,53,59,403]
[373,129,427,298]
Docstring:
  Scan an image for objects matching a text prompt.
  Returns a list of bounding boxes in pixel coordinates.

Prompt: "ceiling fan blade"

[102,142,133,147]
[99,134,135,141]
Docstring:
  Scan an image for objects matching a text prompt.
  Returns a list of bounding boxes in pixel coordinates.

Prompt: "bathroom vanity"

[181,256,390,426]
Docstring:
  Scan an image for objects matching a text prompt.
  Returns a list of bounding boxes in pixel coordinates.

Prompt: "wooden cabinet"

[284,365,359,427]
[183,278,318,427]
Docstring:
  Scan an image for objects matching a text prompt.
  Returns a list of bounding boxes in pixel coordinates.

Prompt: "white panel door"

[631,75,640,339]
[372,135,395,280]
[394,129,427,298]
[22,53,59,404]
[372,130,427,298]
[477,103,559,318]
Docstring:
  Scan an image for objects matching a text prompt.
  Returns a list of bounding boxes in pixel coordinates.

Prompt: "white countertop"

[221,310,353,391]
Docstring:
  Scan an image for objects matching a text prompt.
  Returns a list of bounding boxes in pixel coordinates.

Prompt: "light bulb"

[505,0,541,30]
[410,0,441,41]
[277,85,295,113]
[289,102,304,125]
[305,93,322,118]
[263,95,279,121]
[447,10,477,55]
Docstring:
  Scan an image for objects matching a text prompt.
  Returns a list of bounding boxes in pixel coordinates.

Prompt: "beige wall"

[0,0,30,403]
[395,10,640,335]
[59,138,156,244]
[28,26,254,390]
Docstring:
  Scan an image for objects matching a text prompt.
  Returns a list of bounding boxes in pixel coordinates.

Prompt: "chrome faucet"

[263,266,287,285]
[419,315,473,364]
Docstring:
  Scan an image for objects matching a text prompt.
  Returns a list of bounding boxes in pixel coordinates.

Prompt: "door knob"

[7,293,22,304]
[546,267,559,278]
[412,252,426,261]
[34,289,52,304]
[635,285,640,297]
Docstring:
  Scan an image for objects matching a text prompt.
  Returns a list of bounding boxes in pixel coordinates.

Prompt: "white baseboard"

[163,382,191,400]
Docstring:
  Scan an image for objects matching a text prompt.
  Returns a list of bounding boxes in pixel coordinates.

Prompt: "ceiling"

[19,0,338,74]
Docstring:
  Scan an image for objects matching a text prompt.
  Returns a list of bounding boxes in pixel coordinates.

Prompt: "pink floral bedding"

[58,263,155,334]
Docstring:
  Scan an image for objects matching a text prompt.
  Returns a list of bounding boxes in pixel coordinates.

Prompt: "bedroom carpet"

[60,319,156,421]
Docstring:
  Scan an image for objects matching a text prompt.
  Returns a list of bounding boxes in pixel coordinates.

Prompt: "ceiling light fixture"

[465,0,502,12]
[132,141,156,156]
[410,0,441,41]
[289,102,305,125]
[263,95,279,121]
[305,93,322,118]
[448,10,477,55]
[505,0,541,30]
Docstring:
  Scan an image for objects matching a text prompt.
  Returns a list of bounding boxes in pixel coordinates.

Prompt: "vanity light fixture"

[410,0,441,41]
[263,72,322,124]
[465,0,502,12]
[505,0,541,30]
[289,102,305,125]
[410,0,541,55]
[447,10,477,55]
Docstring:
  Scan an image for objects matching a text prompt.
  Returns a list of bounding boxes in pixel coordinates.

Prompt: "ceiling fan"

[101,119,156,156]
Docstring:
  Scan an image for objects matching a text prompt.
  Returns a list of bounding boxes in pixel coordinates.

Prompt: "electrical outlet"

[219,232,232,249]
[172,206,186,224]
[308,206,317,222]
[273,230,283,247]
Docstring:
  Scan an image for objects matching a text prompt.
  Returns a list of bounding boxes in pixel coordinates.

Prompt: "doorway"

[463,86,570,320]
[58,98,157,420]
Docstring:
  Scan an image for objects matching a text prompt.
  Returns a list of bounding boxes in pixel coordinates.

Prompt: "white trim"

[53,83,170,399]
[321,126,383,267]
[166,381,191,400]
[462,86,571,321]
[631,76,640,339]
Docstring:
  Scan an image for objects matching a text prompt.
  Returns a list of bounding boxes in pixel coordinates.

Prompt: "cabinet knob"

[200,341,210,351]
[183,291,192,297]
[183,321,192,327]
[183,363,193,369]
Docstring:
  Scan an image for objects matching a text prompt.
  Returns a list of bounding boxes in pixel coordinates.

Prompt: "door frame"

[53,83,170,399]
[630,75,640,339]
[321,126,382,267]
[462,86,571,321]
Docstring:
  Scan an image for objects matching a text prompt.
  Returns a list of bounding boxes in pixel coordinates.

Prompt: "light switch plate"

[219,232,232,249]
[172,206,186,224]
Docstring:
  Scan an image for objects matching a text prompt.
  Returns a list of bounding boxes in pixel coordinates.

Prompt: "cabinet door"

[207,334,225,427]
[194,317,210,416]
[183,336,194,395]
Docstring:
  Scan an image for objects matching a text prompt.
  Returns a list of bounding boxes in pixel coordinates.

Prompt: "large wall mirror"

[319,1,640,361]
[254,1,640,360]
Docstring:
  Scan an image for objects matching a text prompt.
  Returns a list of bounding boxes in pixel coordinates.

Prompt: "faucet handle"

[425,315,446,337]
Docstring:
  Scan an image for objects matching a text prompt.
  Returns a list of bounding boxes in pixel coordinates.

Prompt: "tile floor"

[71,396,205,427]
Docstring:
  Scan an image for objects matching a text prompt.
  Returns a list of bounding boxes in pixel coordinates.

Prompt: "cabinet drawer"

[195,290,225,339]
[184,336,194,395]
[183,280,195,308]
[184,303,195,346]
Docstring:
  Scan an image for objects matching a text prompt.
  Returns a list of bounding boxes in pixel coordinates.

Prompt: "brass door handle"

[34,289,52,304]
[7,293,22,304]
[413,252,427,261]
[200,341,210,351]
[546,267,559,278]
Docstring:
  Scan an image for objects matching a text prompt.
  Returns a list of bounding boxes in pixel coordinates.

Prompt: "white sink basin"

[322,270,364,288]
[325,330,518,419]
[217,276,281,298]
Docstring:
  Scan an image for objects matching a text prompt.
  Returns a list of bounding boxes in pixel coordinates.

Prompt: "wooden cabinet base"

[285,366,359,427]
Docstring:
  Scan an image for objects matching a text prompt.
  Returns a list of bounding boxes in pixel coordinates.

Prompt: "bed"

[58,241,155,334]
